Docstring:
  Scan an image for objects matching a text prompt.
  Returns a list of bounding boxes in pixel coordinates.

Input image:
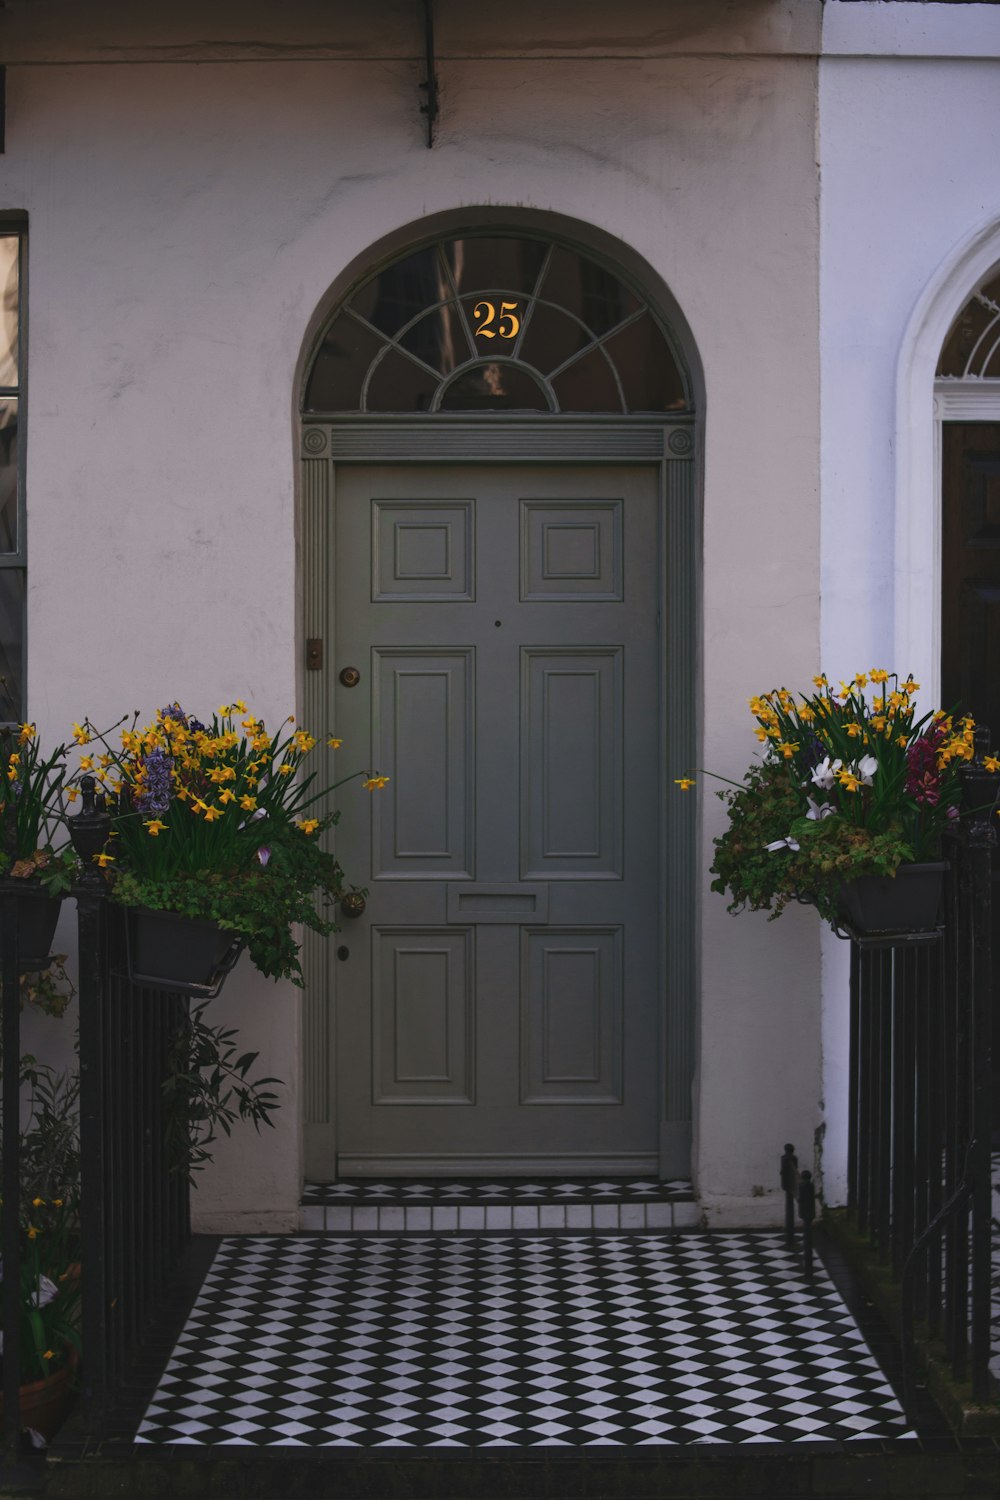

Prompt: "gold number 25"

[474,300,520,339]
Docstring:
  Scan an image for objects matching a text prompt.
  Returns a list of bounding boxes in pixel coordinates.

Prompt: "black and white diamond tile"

[136,1233,911,1448]
[300,1178,698,1232]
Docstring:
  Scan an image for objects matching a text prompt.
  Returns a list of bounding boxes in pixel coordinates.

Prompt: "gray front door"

[332,464,661,1175]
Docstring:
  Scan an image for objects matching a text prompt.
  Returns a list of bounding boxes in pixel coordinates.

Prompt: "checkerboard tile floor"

[299,1178,698,1232]
[136,1233,912,1448]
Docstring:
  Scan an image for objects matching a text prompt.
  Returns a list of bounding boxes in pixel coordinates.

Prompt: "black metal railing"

[2,777,190,1454]
[73,778,191,1428]
[844,732,996,1406]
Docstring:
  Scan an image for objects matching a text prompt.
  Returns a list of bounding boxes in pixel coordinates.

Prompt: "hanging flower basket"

[0,883,63,971]
[125,908,243,997]
[836,860,948,937]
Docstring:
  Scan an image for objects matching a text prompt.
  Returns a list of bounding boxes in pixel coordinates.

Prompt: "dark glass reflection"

[939,273,1000,378]
[0,237,18,388]
[397,302,471,374]
[0,566,24,721]
[517,302,593,375]
[305,313,384,411]
[551,347,622,412]
[439,363,551,412]
[444,238,548,296]
[365,349,438,412]
[0,400,16,553]
[539,246,638,336]
[350,246,449,338]
[602,313,687,411]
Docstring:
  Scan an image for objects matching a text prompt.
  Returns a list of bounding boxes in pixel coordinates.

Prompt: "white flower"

[857,754,878,785]
[765,837,800,852]
[806,797,835,821]
[810,756,842,791]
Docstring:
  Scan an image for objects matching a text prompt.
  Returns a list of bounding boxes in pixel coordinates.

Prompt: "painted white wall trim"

[895,220,1000,704]
[823,0,1000,60]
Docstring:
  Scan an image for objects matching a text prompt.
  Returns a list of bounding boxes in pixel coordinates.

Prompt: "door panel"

[333,464,660,1174]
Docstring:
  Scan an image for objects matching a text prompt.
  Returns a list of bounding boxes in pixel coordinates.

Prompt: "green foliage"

[709,759,916,923]
[112,813,348,983]
[163,1003,282,1179]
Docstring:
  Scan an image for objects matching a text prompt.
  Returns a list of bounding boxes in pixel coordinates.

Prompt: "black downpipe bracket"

[419,0,439,147]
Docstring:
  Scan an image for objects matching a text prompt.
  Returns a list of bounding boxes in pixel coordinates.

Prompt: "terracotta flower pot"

[0,1349,78,1444]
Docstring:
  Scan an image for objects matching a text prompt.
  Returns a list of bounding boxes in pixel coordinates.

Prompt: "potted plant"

[684,671,988,934]
[0,724,78,969]
[0,1043,82,1446]
[70,701,385,991]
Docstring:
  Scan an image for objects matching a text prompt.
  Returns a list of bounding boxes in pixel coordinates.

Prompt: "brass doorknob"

[339,667,361,688]
[339,891,367,919]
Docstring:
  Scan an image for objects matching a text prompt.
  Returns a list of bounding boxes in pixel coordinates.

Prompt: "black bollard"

[780,1143,798,1250]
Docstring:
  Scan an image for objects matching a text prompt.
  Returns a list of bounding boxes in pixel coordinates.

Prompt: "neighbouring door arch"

[297,211,702,1181]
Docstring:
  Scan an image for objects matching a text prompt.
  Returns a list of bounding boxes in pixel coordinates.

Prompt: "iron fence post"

[1,740,22,1458]
[68,775,111,1427]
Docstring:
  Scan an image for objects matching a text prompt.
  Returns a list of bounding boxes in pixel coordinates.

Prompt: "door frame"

[300,415,698,1182]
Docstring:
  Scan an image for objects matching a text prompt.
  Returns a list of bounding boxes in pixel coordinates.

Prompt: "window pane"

[350,246,450,338]
[551,347,622,412]
[444,237,548,296]
[365,348,439,412]
[0,237,18,388]
[538,246,639,337]
[0,566,24,722]
[938,272,1000,377]
[397,302,471,375]
[439,363,551,412]
[602,313,687,411]
[304,313,385,411]
[0,400,17,552]
[517,302,592,375]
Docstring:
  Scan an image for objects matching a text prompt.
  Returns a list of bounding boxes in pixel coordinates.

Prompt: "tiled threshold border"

[299,1177,698,1233]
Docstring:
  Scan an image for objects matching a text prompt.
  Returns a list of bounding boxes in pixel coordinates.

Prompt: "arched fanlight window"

[938,266,1000,378]
[304,234,690,414]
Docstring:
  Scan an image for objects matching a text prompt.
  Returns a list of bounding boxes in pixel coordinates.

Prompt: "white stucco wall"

[818,2,1000,1204]
[5,0,823,1228]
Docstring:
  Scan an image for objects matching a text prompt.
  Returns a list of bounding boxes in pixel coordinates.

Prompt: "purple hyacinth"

[136,746,174,814]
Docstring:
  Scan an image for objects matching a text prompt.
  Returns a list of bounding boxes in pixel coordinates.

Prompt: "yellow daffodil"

[837,770,862,793]
[145,819,167,836]
[18,722,35,744]
[203,805,223,822]
[854,672,868,688]
[754,728,768,742]
[233,699,247,713]
[94,853,115,868]
[52,1199,63,1208]
[298,818,320,834]
[798,703,816,722]
[32,1196,45,1207]
[812,674,828,688]
[674,778,696,790]
[293,731,316,754]
[845,723,862,738]
[79,755,94,771]
[985,756,1000,773]
[72,722,90,745]
[42,1350,55,1362]
[218,704,232,717]
[239,795,257,812]
[364,776,390,791]
[27,1225,39,1239]
[870,669,889,684]
[778,742,800,760]
[66,787,79,803]
[278,763,293,777]
[219,788,236,805]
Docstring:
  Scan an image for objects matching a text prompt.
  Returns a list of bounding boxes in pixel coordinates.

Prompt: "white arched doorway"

[295,211,703,1181]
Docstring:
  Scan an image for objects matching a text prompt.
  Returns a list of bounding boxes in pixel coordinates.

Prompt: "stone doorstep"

[299,1177,699,1233]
